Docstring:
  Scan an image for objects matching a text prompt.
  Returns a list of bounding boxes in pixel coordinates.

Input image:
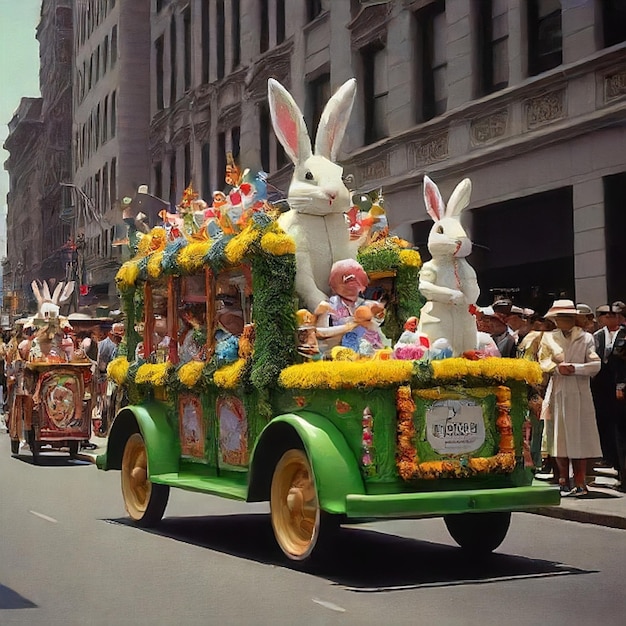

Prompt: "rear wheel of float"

[444,511,511,554]
[121,433,169,527]
[270,448,338,562]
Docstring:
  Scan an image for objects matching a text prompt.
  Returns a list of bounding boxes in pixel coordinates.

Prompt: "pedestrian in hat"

[538,299,602,496]
[591,304,624,472]
[95,322,125,437]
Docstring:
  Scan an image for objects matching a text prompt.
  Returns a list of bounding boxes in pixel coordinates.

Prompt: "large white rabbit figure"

[417,176,479,356]
[268,77,359,311]
[31,280,75,319]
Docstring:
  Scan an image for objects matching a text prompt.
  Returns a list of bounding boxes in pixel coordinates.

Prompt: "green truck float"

[96,196,559,562]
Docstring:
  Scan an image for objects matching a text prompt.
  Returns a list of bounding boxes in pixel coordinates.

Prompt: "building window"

[361,45,388,144]
[306,0,322,22]
[260,0,269,53]
[201,144,211,200]
[103,35,109,75]
[603,0,626,48]
[217,132,226,188]
[95,104,101,149]
[476,0,508,95]
[527,0,562,76]
[111,25,118,68]
[111,91,117,137]
[170,15,177,104]
[415,0,447,122]
[217,0,225,79]
[89,55,93,89]
[169,152,177,208]
[95,44,100,82]
[102,162,109,211]
[156,35,165,110]
[276,0,285,45]
[605,173,626,301]
[156,0,166,13]
[184,143,191,188]
[201,0,210,83]
[232,0,241,69]
[184,7,192,91]
[110,157,117,203]
[103,95,109,142]
[153,161,162,200]
[306,73,330,137]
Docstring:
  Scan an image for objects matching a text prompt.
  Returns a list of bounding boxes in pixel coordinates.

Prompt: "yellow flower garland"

[115,261,140,291]
[225,223,259,264]
[260,231,296,256]
[178,241,212,273]
[279,360,414,389]
[147,250,164,278]
[107,356,130,385]
[213,359,245,388]
[136,362,172,386]
[178,360,205,388]
[432,357,542,385]
[396,384,516,480]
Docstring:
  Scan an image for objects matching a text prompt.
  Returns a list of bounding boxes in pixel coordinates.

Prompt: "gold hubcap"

[271,449,320,559]
[122,433,152,521]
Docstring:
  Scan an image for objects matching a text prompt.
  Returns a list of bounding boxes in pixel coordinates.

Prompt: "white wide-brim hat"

[545,299,578,318]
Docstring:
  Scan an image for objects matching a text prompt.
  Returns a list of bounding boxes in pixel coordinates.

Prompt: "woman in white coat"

[539,299,602,496]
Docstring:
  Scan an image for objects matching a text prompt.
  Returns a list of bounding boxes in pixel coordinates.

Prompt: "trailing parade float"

[6,281,94,462]
[96,77,559,562]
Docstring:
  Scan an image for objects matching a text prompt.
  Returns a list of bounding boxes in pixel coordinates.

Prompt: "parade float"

[7,281,95,463]
[96,78,559,562]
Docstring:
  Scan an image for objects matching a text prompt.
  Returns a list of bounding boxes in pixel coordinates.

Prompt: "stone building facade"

[3,0,74,317]
[150,0,626,312]
[71,0,151,310]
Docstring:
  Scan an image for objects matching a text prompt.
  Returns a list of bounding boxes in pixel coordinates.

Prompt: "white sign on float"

[426,399,486,454]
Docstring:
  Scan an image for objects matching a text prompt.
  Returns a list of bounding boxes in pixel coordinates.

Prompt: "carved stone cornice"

[523,89,565,130]
[408,132,449,168]
[470,108,509,146]
[245,40,293,101]
[604,69,626,103]
[217,103,241,132]
[348,2,391,50]
[348,148,392,188]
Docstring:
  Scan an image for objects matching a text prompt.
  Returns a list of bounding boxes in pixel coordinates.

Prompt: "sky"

[0,0,42,212]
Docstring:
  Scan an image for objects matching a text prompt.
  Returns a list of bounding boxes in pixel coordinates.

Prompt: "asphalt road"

[1,434,625,626]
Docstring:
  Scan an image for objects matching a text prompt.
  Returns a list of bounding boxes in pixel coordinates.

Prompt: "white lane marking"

[29,510,58,523]
[312,598,346,613]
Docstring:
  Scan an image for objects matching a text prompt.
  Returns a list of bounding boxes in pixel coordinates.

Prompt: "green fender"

[249,411,365,515]
[96,401,180,477]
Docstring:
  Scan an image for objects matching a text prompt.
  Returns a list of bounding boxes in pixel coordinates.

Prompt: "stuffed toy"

[268,77,360,311]
[417,176,479,357]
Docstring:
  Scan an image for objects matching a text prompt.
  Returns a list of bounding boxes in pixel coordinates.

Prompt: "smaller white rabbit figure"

[268,77,359,311]
[31,280,75,320]
[417,176,479,357]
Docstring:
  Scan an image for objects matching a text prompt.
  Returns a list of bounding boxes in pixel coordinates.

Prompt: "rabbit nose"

[328,191,337,201]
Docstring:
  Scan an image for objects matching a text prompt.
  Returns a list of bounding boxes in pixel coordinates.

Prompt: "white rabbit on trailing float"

[31,280,75,320]
[268,77,359,311]
[417,176,480,357]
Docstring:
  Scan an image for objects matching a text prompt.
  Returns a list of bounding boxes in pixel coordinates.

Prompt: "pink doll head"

[328,259,369,304]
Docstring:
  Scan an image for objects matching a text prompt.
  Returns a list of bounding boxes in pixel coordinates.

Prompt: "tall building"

[72,0,151,312]
[151,0,626,311]
[3,0,73,318]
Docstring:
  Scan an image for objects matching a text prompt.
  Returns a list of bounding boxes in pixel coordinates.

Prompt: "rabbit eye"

[436,225,444,234]
[305,171,314,181]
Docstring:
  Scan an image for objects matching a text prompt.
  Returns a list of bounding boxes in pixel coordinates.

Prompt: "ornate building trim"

[470,108,509,147]
[523,89,566,131]
[347,2,390,50]
[409,132,449,168]
[604,69,626,103]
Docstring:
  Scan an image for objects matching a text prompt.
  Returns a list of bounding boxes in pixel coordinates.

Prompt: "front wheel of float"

[270,448,339,562]
[121,433,169,527]
[444,511,511,554]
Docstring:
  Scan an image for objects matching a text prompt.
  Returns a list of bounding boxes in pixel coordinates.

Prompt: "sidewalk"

[77,431,626,531]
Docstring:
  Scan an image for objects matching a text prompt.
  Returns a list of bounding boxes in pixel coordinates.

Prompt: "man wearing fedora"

[538,299,602,496]
[95,323,125,436]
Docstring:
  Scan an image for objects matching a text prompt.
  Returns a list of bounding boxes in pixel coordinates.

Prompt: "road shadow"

[0,584,38,610]
[107,514,594,591]
[11,452,91,467]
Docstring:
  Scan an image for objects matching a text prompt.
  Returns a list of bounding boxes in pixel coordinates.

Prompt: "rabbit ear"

[51,282,64,305]
[445,178,472,218]
[59,281,75,304]
[268,78,312,165]
[31,281,43,305]
[423,175,445,222]
[42,280,52,302]
[315,78,357,161]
